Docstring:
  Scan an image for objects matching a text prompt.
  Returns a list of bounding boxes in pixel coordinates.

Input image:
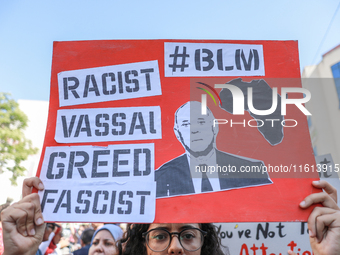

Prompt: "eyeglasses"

[46,223,55,230]
[142,227,207,252]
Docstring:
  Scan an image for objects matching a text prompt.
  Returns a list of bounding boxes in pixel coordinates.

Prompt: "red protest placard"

[36,40,319,223]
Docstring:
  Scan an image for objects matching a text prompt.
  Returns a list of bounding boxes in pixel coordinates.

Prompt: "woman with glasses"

[118,223,224,255]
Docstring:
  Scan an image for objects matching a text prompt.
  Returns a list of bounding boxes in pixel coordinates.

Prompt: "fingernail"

[309,229,313,237]
[23,231,28,236]
[36,218,44,225]
[299,201,306,207]
[38,183,44,190]
[312,180,320,184]
[30,228,35,236]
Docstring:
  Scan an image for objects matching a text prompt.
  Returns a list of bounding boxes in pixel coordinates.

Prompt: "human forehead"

[147,223,200,231]
[176,109,212,124]
[93,229,115,241]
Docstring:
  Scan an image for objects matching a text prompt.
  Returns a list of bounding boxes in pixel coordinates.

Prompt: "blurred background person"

[89,224,123,255]
[38,223,59,255]
[73,228,95,255]
[45,224,62,255]
[91,223,104,231]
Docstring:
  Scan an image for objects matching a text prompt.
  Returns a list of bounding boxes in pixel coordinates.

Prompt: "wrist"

[3,248,39,255]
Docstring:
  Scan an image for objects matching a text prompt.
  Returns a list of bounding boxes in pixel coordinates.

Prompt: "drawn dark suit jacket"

[155,149,272,198]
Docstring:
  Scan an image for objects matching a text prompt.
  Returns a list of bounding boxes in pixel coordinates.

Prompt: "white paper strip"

[58,60,162,107]
[39,180,156,223]
[165,42,264,77]
[40,144,154,182]
[55,106,161,143]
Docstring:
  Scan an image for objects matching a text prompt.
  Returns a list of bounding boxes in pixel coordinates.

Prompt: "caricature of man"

[155,101,272,198]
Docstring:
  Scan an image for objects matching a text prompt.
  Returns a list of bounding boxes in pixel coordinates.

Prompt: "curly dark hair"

[117,223,225,255]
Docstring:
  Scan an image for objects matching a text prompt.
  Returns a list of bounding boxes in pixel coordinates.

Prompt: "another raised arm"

[289,180,340,255]
[2,177,45,255]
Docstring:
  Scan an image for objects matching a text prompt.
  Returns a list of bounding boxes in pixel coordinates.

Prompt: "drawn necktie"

[200,164,213,192]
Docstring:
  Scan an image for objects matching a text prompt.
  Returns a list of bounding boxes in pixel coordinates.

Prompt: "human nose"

[93,243,104,253]
[168,235,184,254]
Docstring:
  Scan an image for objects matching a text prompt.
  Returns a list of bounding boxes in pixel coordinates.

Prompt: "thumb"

[308,229,319,252]
[35,223,46,243]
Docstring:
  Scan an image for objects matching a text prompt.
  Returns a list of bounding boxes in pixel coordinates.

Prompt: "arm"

[39,232,55,255]
[69,223,79,244]
[2,177,45,255]
[289,180,340,255]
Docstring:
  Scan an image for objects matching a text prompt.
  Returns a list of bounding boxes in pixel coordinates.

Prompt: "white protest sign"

[216,222,312,255]
[58,60,161,107]
[55,106,161,143]
[39,180,156,222]
[164,42,265,77]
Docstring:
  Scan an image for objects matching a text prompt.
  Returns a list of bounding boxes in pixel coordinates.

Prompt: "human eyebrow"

[178,225,198,231]
[151,226,170,231]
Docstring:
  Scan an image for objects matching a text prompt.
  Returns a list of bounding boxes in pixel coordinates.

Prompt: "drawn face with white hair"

[174,101,218,157]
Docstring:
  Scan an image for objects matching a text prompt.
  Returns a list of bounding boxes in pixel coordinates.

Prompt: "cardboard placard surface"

[36,40,319,223]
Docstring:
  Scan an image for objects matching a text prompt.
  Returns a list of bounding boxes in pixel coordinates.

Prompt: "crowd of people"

[19,222,111,255]
[1,177,340,255]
